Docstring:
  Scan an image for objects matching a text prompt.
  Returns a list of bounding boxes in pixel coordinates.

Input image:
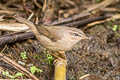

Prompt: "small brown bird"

[14,16,87,51]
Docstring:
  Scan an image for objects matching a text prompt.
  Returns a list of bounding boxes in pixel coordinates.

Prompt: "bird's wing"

[37,25,62,41]
[14,16,62,41]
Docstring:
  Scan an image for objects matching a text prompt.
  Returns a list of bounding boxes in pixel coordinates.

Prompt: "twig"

[27,13,34,20]
[79,74,90,79]
[0,15,5,21]
[45,12,90,26]
[42,0,47,12]
[3,0,21,7]
[42,0,56,23]
[102,8,120,12]
[0,23,29,32]
[0,10,15,15]
[33,0,42,9]
[82,0,115,14]
[84,14,120,30]
[63,13,112,27]
[0,32,34,46]
[22,0,33,15]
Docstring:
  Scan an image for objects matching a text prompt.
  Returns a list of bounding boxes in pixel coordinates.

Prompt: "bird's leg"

[49,51,63,60]
[58,51,66,60]
[48,51,66,61]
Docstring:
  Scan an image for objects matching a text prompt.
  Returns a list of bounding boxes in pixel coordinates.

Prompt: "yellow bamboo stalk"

[54,59,67,80]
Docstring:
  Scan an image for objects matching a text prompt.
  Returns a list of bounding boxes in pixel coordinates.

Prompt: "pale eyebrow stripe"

[69,31,83,37]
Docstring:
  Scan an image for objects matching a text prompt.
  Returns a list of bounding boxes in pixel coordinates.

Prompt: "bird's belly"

[45,40,74,51]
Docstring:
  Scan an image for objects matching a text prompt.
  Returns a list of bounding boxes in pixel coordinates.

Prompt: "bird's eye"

[74,33,80,36]
[72,33,82,37]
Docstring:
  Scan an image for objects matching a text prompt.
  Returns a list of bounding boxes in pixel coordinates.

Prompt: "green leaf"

[112,25,118,31]
[20,51,27,59]
[2,71,14,79]
[37,69,43,73]
[46,54,54,64]
[14,72,24,78]
[2,71,9,76]
[30,66,43,74]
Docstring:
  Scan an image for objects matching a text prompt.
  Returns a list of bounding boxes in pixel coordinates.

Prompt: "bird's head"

[67,28,88,43]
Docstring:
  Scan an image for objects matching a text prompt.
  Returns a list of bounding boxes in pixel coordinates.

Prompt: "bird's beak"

[84,36,89,40]
[84,36,88,39]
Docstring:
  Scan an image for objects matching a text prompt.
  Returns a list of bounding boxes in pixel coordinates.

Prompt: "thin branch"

[0,32,34,46]
[0,23,29,31]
